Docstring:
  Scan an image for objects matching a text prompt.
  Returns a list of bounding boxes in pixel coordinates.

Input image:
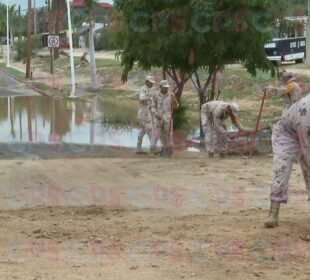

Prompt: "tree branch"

[190,75,199,93]
[193,69,202,92]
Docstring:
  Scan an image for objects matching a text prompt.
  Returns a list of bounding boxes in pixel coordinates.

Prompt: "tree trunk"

[54,13,60,60]
[199,92,206,138]
[162,67,166,80]
[26,0,32,79]
[210,70,217,101]
[175,83,184,103]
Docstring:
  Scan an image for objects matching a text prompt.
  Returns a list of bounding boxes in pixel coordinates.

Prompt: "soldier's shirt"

[201,101,233,134]
[152,92,175,123]
[274,78,302,111]
[138,85,152,121]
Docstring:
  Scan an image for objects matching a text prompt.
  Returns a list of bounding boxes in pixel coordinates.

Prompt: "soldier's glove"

[263,86,273,95]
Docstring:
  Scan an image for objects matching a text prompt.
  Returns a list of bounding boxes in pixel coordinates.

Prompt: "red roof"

[97,3,112,8]
[72,0,84,7]
[71,0,112,8]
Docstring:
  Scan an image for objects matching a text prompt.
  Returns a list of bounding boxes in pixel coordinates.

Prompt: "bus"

[265,16,307,66]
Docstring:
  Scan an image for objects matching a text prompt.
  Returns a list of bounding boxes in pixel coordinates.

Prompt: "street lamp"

[6,0,10,67]
[66,0,76,97]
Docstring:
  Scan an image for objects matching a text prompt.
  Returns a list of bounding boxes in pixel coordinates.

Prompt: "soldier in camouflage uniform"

[151,80,178,157]
[201,101,246,158]
[136,75,155,154]
[265,94,310,228]
[265,72,301,112]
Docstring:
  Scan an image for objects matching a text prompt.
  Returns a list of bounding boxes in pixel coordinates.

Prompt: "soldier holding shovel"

[151,80,178,157]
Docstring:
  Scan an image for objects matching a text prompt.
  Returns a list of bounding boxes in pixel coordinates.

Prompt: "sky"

[0,0,113,10]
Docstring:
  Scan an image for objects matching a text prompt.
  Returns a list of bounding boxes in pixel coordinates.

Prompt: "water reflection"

[0,95,272,154]
[0,95,151,148]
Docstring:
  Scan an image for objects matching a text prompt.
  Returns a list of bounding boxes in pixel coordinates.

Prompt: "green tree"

[115,0,285,134]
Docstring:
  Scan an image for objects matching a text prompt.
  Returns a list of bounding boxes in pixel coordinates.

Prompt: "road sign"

[48,35,59,48]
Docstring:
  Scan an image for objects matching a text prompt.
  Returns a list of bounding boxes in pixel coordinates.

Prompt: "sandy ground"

[0,152,310,279]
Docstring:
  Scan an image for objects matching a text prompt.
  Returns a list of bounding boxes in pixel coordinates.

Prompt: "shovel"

[250,89,267,158]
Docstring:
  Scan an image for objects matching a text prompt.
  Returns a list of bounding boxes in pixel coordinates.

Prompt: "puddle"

[0,94,272,156]
[0,95,154,149]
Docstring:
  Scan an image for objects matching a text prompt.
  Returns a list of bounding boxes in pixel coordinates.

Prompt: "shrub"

[14,35,42,61]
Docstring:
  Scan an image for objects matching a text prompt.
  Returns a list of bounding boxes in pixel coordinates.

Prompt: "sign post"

[48,35,59,89]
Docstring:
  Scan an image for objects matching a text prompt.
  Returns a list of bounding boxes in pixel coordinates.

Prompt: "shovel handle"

[250,89,267,158]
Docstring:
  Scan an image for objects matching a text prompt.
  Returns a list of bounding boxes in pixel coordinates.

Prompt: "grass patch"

[96,58,121,68]
[35,56,120,73]
[0,63,26,81]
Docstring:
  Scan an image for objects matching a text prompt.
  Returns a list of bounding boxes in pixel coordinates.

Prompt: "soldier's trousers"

[151,119,173,149]
[204,122,228,154]
[137,119,152,148]
[271,122,310,203]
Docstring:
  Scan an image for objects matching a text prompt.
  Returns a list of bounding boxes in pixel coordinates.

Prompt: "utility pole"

[18,5,21,41]
[26,0,32,78]
[34,0,37,35]
[6,0,10,67]
[47,0,54,74]
[307,0,310,64]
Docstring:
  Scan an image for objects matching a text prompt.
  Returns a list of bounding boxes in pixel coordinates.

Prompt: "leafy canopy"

[115,0,285,81]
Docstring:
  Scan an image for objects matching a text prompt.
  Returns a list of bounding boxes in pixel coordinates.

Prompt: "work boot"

[168,147,173,158]
[208,152,214,158]
[136,143,144,154]
[150,147,161,155]
[219,153,226,159]
[264,201,280,228]
[160,147,173,158]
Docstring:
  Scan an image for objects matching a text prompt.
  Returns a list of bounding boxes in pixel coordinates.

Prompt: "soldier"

[265,93,310,228]
[201,101,247,158]
[151,80,178,157]
[136,75,155,154]
[265,72,301,112]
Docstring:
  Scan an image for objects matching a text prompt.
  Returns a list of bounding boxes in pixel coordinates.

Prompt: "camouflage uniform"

[137,85,153,150]
[151,92,177,150]
[270,77,302,162]
[270,77,302,112]
[201,101,241,154]
[271,93,310,203]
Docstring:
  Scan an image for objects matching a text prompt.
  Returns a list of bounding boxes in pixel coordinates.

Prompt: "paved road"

[0,71,39,97]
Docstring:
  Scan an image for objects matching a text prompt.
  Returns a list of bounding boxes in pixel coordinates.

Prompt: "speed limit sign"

[48,35,60,48]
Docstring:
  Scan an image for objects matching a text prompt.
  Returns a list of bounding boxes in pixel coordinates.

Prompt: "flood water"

[0,95,156,148]
[0,94,272,156]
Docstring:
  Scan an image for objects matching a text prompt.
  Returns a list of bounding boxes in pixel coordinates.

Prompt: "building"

[71,0,113,26]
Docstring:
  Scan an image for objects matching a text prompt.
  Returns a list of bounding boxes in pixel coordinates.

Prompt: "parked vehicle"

[265,16,307,66]
[265,37,306,66]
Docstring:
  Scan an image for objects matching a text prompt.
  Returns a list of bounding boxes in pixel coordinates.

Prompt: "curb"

[0,68,53,98]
